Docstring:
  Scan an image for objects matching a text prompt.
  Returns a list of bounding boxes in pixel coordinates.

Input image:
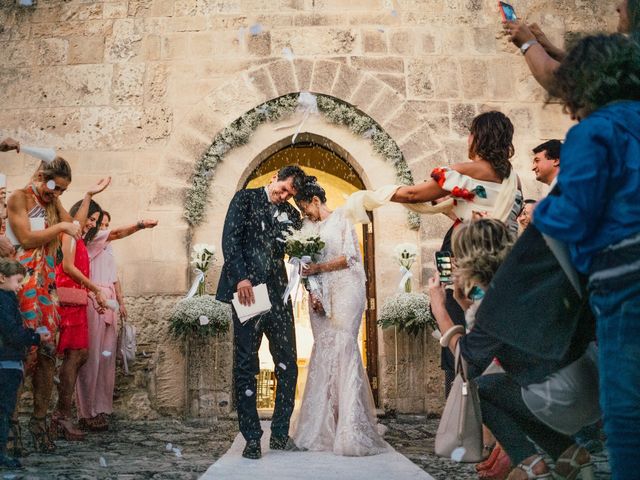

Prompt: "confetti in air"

[99,456,107,467]
[245,389,254,397]
[249,24,263,36]
[166,443,173,451]
[101,351,112,357]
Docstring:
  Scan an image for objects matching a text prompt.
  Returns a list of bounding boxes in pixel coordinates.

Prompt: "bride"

[290,177,387,457]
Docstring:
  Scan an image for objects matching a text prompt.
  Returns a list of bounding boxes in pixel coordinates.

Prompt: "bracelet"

[136,221,145,230]
[439,325,465,347]
[520,39,539,55]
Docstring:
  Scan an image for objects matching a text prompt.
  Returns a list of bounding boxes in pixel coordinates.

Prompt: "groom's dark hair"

[277,165,307,192]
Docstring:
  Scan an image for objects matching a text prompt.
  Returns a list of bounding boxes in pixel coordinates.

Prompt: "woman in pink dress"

[76,206,157,431]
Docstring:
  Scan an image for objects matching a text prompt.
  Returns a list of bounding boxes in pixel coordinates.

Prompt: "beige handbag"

[435,343,484,462]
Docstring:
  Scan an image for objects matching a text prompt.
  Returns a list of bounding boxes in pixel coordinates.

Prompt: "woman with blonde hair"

[6,158,109,453]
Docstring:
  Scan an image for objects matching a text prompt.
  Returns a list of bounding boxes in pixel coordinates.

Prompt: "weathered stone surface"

[350,55,404,73]
[113,63,146,105]
[293,58,314,91]
[362,28,387,53]
[309,59,340,95]
[268,59,297,96]
[330,64,364,101]
[37,38,68,66]
[105,19,145,63]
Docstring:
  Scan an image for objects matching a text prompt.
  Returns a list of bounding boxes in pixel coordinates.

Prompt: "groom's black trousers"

[233,294,297,441]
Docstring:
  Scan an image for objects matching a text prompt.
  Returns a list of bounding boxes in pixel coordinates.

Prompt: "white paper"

[231,283,271,324]
[5,217,45,246]
[21,146,56,164]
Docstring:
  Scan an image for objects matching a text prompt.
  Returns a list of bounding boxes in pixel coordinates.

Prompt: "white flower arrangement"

[393,243,418,292]
[183,93,420,230]
[377,292,436,336]
[168,295,231,340]
[189,243,216,296]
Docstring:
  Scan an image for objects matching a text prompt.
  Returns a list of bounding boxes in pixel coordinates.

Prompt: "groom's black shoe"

[269,435,296,451]
[242,439,262,459]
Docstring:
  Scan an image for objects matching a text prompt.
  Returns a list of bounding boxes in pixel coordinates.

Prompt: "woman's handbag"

[57,286,88,306]
[435,343,484,462]
[117,320,137,375]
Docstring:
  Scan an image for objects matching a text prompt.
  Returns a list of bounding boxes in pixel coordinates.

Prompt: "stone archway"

[158,59,445,415]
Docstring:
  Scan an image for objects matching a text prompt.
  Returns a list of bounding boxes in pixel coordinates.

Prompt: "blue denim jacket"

[534,101,640,274]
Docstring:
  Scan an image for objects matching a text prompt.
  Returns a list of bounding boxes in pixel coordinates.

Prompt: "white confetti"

[172,447,182,458]
[278,362,287,371]
[245,389,254,397]
[199,315,210,325]
[282,47,294,61]
[101,351,112,357]
[46,179,56,190]
[166,442,173,451]
[391,9,398,16]
[4,474,17,480]
[249,23,263,36]
[377,27,385,33]
[363,127,377,139]
[451,447,466,462]
[99,456,107,467]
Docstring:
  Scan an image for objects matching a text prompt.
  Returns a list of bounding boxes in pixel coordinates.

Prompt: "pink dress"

[76,230,118,420]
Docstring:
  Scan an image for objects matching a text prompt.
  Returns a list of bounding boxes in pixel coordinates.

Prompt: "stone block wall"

[0,0,616,417]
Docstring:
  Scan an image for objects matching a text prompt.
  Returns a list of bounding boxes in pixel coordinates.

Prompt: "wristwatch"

[520,39,539,55]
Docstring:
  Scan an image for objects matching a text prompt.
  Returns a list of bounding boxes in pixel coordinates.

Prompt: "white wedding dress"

[291,208,387,456]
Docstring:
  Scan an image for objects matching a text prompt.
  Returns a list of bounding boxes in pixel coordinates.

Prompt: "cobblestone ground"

[2,415,611,479]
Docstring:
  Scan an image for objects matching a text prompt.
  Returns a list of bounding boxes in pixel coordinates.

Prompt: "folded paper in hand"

[232,283,272,324]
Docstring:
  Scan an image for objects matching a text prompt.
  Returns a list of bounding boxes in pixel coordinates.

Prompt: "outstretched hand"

[0,138,20,153]
[141,219,159,229]
[503,20,536,48]
[88,177,111,196]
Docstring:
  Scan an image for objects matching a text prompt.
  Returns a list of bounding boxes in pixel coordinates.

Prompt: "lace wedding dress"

[291,208,387,456]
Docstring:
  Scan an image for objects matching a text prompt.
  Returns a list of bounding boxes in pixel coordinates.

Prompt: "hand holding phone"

[499,1,517,22]
[435,251,454,285]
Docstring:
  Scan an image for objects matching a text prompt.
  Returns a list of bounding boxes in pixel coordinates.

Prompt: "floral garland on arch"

[183,92,421,230]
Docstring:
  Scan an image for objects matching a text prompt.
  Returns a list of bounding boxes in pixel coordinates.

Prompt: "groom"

[217,165,306,459]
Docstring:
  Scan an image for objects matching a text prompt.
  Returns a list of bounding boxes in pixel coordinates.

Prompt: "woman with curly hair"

[533,33,640,479]
[430,219,599,480]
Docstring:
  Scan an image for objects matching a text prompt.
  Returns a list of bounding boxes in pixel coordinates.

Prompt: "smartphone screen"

[435,251,453,285]
[499,1,517,21]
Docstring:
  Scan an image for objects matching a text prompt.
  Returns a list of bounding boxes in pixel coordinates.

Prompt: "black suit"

[216,188,301,441]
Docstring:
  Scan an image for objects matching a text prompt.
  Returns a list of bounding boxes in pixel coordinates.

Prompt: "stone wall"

[0,0,616,417]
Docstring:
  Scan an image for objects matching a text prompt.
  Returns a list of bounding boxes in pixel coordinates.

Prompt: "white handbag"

[118,320,137,375]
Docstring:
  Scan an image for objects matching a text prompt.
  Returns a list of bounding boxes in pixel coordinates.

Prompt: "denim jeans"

[589,240,640,480]
[0,369,23,452]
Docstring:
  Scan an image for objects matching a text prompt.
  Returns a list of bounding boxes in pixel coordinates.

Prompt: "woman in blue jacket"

[534,33,640,480]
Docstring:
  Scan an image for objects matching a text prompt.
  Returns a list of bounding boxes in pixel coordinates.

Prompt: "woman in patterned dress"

[6,158,109,453]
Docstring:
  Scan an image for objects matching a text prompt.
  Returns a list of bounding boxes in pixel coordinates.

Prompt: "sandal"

[507,456,552,479]
[6,420,25,457]
[80,416,108,432]
[480,448,512,480]
[477,443,502,472]
[28,416,56,453]
[49,412,85,441]
[552,446,594,480]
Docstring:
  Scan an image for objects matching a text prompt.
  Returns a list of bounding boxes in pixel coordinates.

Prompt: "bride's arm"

[305,256,348,275]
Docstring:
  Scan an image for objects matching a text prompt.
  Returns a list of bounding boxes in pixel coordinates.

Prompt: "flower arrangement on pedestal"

[168,243,231,340]
[393,243,418,293]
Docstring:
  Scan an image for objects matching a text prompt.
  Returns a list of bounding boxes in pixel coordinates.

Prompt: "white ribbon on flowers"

[292,92,318,143]
[398,266,413,292]
[283,255,311,304]
[185,268,205,299]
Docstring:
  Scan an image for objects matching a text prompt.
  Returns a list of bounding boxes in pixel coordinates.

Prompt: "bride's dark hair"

[294,176,327,204]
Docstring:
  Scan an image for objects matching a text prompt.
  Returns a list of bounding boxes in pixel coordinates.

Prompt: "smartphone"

[498,1,517,22]
[435,251,453,285]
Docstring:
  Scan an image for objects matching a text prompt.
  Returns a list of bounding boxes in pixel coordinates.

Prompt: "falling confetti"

[451,447,466,462]
[377,27,385,33]
[363,127,377,139]
[46,179,56,190]
[391,9,398,16]
[101,351,112,357]
[99,456,107,467]
[199,315,210,326]
[282,47,294,61]
[172,447,183,458]
[245,389,254,397]
[166,442,173,451]
[278,362,287,371]
[249,23,263,36]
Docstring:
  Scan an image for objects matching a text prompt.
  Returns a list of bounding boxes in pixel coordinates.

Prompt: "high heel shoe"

[479,448,512,480]
[477,443,502,472]
[6,420,25,457]
[28,416,56,453]
[49,412,85,441]
[552,446,594,480]
[507,456,552,479]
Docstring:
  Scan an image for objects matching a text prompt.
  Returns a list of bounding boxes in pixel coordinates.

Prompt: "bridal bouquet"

[393,243,418,293]
[281,228,325,304]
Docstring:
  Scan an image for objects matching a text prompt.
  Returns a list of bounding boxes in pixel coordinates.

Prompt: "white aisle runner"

[200,422,434,480]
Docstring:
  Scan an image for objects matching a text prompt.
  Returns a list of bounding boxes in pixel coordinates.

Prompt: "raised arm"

[107,219,158,242]
[391,178,447,204]
[7,190,79,249]
[65,177,112,226]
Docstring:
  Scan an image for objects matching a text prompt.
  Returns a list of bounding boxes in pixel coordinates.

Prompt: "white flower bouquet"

[189,243,216,297]
[281,227,325,304]
[378,292,436,336]
[393,243,418,293]
[169,295,231,340]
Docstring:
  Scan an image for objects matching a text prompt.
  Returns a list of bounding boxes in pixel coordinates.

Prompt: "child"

[0,258,50,469]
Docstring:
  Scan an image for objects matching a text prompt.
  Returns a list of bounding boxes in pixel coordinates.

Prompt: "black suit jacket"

[216,188,302,303]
